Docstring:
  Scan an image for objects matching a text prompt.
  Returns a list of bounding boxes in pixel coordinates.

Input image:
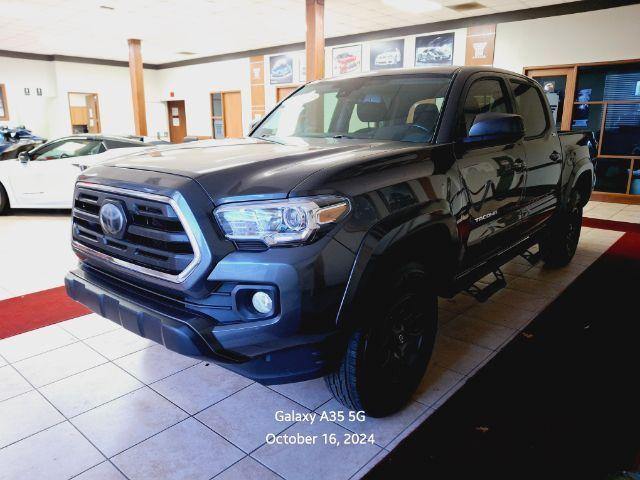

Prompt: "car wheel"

[325,261,437,417]
[540,189,583,267]
[0,183,10,215]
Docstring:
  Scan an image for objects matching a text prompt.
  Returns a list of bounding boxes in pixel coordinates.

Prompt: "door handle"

[549,151,561,162]
[513,158,526,172]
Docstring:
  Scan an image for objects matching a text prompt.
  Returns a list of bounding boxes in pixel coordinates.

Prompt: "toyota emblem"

[99,202,126,237]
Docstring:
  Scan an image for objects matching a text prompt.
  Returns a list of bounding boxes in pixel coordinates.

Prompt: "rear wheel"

[0,183,9,215]
[540,189,583,267]
[325,261,437,417]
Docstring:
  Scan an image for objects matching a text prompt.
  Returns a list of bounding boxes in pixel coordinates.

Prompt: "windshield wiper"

[256,134,288,145]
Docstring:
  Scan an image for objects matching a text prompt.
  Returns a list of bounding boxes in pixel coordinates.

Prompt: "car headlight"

[214,196,350,247]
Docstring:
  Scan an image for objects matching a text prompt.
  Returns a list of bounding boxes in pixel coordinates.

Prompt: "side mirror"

[463,113,525,147]
[18,151,30,164]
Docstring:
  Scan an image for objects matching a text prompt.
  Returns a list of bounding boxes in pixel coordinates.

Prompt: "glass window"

[510,80,547,137]
[533,75,566,130]
[212,94,223,117]
[32,139,102,161]
[462,78,510,135]
[594,158,631,194]
[253,73,452,144]
[630,160,640,195]
[600,103,640,156]
[571,103,603,137]
[575,63,640,102]
[0,84,8,120]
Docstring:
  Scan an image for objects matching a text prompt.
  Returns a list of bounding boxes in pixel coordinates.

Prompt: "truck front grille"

[71,183,200,282]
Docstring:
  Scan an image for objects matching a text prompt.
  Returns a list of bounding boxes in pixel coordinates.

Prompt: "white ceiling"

[0,0,575,64]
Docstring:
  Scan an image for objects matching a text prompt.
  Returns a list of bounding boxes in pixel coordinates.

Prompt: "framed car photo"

[332,45,362,77]
[269,54,294,84]
[370,39,404,71]
[415,33,454,67]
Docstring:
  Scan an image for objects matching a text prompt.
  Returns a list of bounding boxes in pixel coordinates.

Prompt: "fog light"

[252,291,273,314]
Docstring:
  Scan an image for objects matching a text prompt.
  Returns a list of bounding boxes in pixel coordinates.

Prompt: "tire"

[540,189,583,267]
[325,261,438,417]
[0,183,9,215]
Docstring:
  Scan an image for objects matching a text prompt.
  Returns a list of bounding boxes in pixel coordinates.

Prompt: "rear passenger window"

[462,78,511,135]
[510,80,548,137]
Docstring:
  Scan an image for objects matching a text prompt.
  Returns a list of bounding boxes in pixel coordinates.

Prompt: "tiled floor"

[0,203,634,480]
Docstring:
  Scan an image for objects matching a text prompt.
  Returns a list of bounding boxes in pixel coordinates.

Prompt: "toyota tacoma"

[65,67,595,417]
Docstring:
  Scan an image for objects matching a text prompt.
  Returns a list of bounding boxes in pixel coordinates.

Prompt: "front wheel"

[325,261,437,417]
[540,189,583,267]
[0,183,10,215]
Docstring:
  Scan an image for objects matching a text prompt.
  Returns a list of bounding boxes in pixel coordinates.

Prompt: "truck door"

[508,78,563,230]
[455,75,528,266]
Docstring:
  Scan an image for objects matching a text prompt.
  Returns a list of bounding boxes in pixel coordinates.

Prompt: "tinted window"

[32,139,102,161]
[462,78,510,135]
[104,139,144,149]
[510,80,548,137]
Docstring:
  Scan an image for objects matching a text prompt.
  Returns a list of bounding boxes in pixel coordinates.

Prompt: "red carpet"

[583,216,640,233]
[0,286,90,339]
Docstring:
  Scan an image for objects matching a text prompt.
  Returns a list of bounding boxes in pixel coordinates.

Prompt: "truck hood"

[100,137,424,205]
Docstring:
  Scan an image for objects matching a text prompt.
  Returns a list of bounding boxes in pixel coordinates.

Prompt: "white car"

[374,48,402,66]
[0,135,153,212]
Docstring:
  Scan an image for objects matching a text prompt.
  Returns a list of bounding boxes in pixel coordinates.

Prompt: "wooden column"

[128,39,147,136]
[305,0,325,81]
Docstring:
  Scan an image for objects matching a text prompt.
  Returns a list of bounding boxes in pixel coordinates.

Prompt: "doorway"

[167,100,187,143]
[210,91,243,139]
[68,93,101,134]
[276,85,300,103]
[524,67,576,132]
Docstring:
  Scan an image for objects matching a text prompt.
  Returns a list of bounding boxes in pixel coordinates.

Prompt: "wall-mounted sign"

[24,88,30,96]
[36,88,43,96]
[415,33,454,67]
[269,55,294,84]
[332,45,362,77]
[465,25,496,66]
[370,39,404,71]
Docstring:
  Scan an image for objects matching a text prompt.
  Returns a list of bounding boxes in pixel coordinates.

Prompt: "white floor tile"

[385,408,435,451]
[84,328,155,361]
[0,390,64,448]
[150,362,252,415]
[0,421,104,480]
[112,418,244,480]
[413,364,465,407]
[431,335,493,376]
[317,398,428,448]
[464,300,536,330]
[197,383,307,453]
[0,325,77,363]
[13,342,107,387]
[40,363,143,418]
[269,377,333,411]
[0,365,32,402]
[73,462,127,480]
[214,457,281,480]
[71,387,188,457]
[58,314,121,340]
[253,420,380,480]
[114,344,200,384]
[441,315,515,350]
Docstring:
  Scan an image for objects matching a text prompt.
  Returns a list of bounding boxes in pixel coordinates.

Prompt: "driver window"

[462,78,511,135]
[32,139,102,161]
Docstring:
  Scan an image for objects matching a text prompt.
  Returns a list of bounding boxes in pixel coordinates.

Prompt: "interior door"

[525,67,576,132]
[222,92,244,138]
[455,75,528,266]
[167,100,187,143]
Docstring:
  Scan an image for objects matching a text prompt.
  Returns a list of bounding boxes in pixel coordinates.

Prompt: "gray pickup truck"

[65,67,595,417]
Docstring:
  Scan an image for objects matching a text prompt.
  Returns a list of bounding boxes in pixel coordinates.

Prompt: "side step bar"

[465,269,506,303]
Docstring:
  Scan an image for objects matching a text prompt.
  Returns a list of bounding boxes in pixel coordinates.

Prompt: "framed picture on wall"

[332,45,362,76]
[415,33,454,67]
[269,54,294,84]
[370,39,404,70]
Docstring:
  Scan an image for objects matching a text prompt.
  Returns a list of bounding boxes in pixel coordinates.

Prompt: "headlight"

[214,196,349,247]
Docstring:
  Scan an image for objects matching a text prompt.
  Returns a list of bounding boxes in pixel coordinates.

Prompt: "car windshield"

[252,73,453,144]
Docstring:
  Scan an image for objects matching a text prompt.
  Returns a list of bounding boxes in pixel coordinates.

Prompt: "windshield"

[253,73,453,144]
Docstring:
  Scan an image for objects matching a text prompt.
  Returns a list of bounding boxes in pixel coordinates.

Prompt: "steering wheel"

[407,124,431,134]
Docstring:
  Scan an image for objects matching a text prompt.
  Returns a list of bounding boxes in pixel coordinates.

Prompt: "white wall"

[494,4,640,74]
[151,57,252,137]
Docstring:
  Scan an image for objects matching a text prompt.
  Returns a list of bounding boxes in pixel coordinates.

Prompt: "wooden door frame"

[67,92,101,133]
[209,90,243,139]
[0,84,9,121]
[523,66,577,132]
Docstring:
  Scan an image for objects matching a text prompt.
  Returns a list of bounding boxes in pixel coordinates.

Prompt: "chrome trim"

[72,182,202,284]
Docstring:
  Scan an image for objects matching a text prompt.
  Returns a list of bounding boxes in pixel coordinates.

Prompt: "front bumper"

[65,237,355,384]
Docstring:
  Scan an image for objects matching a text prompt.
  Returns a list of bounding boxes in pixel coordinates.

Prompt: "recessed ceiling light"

[99,5,115,10]
[382,0,442,14]
[449,2,485,12]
